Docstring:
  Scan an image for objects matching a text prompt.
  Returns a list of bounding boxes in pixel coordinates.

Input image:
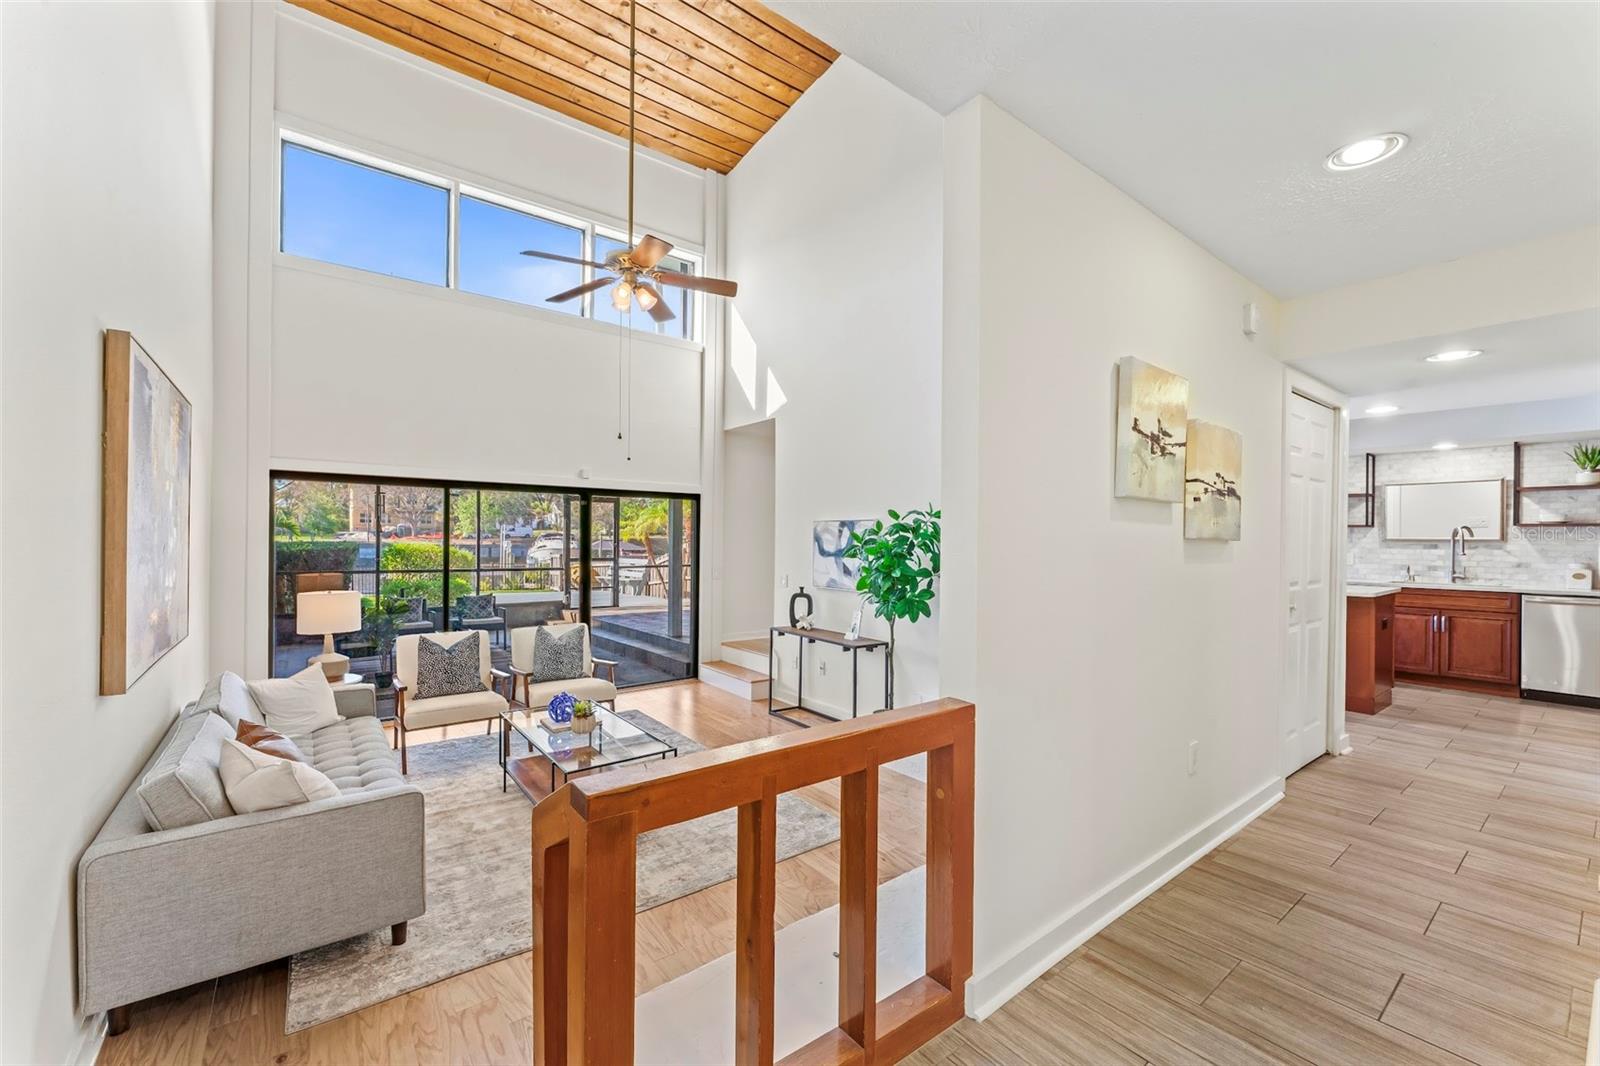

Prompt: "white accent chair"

[393,630,510,773]
[509,623,619,711]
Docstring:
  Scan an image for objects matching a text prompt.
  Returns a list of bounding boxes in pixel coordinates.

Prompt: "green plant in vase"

[1566,442,1600,485]
[843,505,940,709]
[572,699,597,735]
[362,595,413,689]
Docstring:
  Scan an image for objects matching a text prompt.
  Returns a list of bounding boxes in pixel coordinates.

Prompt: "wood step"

[701,659,770,701]
[720,639,771,673]
[724,638,768,655]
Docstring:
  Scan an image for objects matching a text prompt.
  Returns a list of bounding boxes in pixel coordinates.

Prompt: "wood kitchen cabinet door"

[1393,607,1438,675]
[1439,610,1518,685]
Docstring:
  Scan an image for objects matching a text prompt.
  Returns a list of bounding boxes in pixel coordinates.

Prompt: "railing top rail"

[535,698,973,835]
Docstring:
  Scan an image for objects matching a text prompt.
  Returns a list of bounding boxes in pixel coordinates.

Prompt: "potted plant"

[843,505,941,709]
[1566,442,1600,486]
[571,699,597,735]
[363,595,412,690]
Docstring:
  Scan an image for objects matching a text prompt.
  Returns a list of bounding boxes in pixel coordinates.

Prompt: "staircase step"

[721,639,770,673]
[701,660,770,701]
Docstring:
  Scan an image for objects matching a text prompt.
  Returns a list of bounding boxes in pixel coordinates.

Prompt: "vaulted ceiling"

[289,0,838,173]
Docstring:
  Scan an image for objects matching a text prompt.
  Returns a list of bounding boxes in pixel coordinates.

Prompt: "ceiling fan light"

[611,280,633,312]
[634,284,658,311]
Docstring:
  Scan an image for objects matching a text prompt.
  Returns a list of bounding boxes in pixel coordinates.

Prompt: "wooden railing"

[531,698,975,1066]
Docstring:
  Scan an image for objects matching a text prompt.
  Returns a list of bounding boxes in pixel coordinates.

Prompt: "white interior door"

[1283,393,1336,774]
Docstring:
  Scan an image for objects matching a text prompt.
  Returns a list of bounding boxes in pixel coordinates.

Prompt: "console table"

[767,625,890,728]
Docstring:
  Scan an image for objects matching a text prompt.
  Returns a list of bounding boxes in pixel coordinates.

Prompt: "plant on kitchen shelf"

[1566,442,1600,485]
[844,505,941,709]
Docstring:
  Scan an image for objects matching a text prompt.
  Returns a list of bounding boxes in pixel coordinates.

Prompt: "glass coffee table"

[499,706,678,801]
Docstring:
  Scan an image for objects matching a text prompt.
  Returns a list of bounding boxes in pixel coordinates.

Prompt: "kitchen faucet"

[1450,525,1475,583]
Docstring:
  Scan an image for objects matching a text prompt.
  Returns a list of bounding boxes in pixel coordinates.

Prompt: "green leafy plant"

[361,595,415,681]
[843,505,941,709]
[1566,442,1600,472]
[573,699,595,719]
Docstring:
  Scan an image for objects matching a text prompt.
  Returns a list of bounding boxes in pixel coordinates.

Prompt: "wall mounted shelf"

[1348,452,1376,528]
[1512,441,1600,527]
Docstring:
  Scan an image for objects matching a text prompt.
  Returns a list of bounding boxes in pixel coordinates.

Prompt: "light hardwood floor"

[98,681,1599,1065]
[97,680,927,1066]
[908,683,1600,1066]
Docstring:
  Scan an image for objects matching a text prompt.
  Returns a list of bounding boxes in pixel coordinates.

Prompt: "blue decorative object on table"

[547,691,577,723]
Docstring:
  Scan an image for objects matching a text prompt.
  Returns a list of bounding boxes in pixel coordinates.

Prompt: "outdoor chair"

[437,594,508,647]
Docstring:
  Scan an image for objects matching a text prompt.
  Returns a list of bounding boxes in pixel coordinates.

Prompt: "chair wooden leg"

[400,727,408,774]
[392,921,408,946]
[486,719,492,736]
[107,1005,130,1037]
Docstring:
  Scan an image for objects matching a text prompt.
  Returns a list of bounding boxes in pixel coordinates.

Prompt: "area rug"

[283,711,840,1033]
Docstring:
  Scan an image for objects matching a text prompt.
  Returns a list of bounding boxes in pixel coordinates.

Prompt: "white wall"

[724,58,944,713]
[0,4,216,1062]
[942,98,1288,1015]
[211,5,713,676]
[720,421,777,640]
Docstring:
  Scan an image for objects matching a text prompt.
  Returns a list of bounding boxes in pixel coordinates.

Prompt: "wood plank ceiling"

[288,0,839,173]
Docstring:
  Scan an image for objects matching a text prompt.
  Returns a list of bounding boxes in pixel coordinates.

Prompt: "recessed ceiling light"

[1432,442,1458,451]
[1425,349,1482,363]
[1365,404,1400,416]
[1325,133,1408,171]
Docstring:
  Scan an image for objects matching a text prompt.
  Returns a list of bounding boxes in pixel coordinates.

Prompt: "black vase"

[788,585,813,627]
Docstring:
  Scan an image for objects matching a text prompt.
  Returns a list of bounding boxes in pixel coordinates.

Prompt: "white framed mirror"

[1383,479,1505,541]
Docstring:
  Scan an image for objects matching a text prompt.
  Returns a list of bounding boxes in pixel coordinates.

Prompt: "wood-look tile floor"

[97,681,927,1066]
[909,683,1600,1066]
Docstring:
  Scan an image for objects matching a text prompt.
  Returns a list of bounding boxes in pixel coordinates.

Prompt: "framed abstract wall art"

[101,329,192,694]
[1114,356,1190,501]
[812,519,869,590]
[1183,419,1243,541]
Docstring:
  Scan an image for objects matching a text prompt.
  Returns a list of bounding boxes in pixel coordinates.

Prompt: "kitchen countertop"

[1349,580,1600,600]
[1346,585,1400,599]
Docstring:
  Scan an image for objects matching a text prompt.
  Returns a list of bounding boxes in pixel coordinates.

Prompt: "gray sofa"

[77,673,425,1034]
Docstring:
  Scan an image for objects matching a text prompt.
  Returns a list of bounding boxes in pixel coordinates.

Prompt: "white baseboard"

[768,687,851,721]
[964,776,1285,1020]
[70,1013,107,1066]
[1336,732,1352,755]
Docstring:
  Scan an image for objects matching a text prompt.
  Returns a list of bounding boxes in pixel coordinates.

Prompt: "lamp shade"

[296,590,362,636]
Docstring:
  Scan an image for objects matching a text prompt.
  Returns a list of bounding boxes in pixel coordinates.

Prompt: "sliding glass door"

[270,474,696,693]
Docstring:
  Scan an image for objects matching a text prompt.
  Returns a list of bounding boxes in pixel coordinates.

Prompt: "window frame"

[275,127,705,343]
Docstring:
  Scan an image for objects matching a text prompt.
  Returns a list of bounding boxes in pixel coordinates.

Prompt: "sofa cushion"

[415,632,485,699]
[297,715,405,794]
[525,675,616,709]
[136,711,236,831]
[218,738,340,813]
[402,689,508,731]
[248,665,341,737]
[217,671,265,729]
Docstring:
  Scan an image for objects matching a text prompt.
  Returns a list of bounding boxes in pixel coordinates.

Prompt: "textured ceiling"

[770,1,1600,297]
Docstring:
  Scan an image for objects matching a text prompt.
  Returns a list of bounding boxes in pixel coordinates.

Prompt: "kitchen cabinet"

[1392,588,1521,696]
[1346,592,1396,714]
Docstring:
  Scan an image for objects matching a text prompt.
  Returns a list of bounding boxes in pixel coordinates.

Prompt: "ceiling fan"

[520,0,738,322]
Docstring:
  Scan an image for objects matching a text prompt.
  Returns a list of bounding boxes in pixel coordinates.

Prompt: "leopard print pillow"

[531,625,586,683]
[415,632,485,699]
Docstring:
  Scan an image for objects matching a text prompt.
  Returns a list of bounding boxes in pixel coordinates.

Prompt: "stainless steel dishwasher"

[1521,596,1600,707]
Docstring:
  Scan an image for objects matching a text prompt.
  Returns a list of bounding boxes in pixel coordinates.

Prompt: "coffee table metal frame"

[499,706,678,800]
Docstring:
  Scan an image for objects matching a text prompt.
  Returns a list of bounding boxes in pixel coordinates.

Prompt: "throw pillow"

[415,632,485,699]
[218,738,340,814]
[235,720,308,763]
[136,711,237,830]
[531,625,586,683]
[247,664,341,737]
[217,671,265,729]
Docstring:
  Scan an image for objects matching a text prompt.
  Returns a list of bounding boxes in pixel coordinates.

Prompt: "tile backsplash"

[1348,440,1600,587]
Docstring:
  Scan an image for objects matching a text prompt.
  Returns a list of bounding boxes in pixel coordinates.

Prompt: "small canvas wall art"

[813,519,869,590]
[1184,420,1243,541]
[1115,357,1190,501]
[101,330,192,694]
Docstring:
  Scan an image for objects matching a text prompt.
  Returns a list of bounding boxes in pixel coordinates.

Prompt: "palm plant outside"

[843,506,941,709]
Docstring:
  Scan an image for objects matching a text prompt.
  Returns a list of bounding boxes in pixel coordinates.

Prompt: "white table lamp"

[296,590,363,682]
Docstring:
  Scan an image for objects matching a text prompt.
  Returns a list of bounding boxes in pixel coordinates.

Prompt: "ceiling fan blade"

[522,249,609,269]
[654,270,738,298]
[631,235,673,269]
[547,276,614,303]
[635,283,676,323]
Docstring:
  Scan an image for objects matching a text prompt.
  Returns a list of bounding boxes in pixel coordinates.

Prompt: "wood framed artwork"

[101,329,192,695]
[1184,419,1243,541]
[1114,357,1190,501]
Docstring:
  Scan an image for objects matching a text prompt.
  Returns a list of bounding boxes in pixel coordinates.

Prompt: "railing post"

[925,724,974,994]
[838,764,879,1056]
[567,812,637,1065]
[735,776,778,1066]
[532,807,569,1066]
